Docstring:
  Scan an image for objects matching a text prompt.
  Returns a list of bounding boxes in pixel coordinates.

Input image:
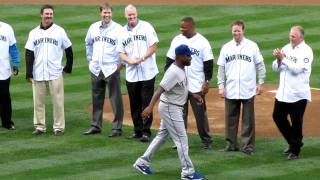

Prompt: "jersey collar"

[100,20,112,29]
[126,19,140,31]
[40,22,53,30]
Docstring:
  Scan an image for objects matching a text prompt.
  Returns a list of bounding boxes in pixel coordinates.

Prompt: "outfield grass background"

[0,4,319,179]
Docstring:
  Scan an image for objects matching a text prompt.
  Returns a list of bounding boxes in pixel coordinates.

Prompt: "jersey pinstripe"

[217,38,264,99]
[85,20,127,78]
[119,20,159,82]
[0,22,16,80]
[25,23,72,81]
[166,33,214,93]
[272,41,313,102]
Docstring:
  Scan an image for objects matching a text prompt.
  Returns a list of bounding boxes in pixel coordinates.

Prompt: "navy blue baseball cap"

[175,44,194,57]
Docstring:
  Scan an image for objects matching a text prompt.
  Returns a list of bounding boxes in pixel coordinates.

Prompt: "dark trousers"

[183,93,212,145]
[91,71,124,132]
[225,97,255,151]
[126,77,155,137]
[0,78,14,128]
[272,99,307,155]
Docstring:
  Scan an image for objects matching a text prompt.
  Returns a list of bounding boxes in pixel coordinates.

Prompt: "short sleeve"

[160,68,178,91]
[61,29,72,49]
[145,22,159,46]
[25,31,34,51]
[202,40,214,62]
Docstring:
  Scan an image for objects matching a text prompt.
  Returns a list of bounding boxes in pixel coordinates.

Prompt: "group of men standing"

[0,2,313,180]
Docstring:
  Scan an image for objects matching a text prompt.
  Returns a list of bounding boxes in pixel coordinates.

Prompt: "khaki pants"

[32,75,65,132]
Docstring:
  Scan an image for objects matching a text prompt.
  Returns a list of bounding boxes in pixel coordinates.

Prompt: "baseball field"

[0,0,320,179]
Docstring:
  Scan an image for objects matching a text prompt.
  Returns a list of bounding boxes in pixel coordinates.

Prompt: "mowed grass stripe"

[0,143,144,176]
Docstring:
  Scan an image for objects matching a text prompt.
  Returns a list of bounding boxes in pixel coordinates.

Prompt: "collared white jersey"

[166,33,214,93]
[117,20,159,82]
[217,38,264,99]
[272,41,313,102]
[86,20,127,78]
[160,64,188,106]
[25,23,72,81]
[0,22,16,80]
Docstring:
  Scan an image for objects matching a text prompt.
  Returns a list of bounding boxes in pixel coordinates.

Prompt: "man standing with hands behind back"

[272,25,313,160]
[25,4,73,136]
[118,4,159,142]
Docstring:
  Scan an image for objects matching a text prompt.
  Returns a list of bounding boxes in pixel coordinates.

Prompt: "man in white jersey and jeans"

[217,20,266,155]
[118,4,159,142]
[25,4,73,136]
[83,2,125,137]
[133,44,205,180]
[272,25,313,160]
[0,21,20,130]
[164,16,214,149]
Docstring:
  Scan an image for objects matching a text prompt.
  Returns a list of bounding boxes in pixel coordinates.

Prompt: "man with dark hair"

[25,4,73,136]
[165,16,214,149]
[134,44,205,180]
[272,25,313,160]
[83,2,125,137]
[217,20,266,155]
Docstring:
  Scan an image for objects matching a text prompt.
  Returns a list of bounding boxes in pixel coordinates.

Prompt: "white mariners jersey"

[117,20,159,82]
[217,38,264,99]
[0,22,16,80]
[166,33,214,93]
[272,41,313,102]
[160,64,188,106]
[25,23,72,81]
[85,20,127,78]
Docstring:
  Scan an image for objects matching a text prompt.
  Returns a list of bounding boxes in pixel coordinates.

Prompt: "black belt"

[160,100,184,107]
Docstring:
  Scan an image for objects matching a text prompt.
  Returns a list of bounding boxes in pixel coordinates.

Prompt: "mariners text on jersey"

[190,47,200,56]
[33,37,58,46]
[122,37,132,47]
[225,54,252,63]
[133,35,146,41]
[93,36,116,45]
[0,35,7,41]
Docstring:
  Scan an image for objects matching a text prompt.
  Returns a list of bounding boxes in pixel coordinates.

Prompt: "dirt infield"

[90,84,320,137]
[1,0,320,4]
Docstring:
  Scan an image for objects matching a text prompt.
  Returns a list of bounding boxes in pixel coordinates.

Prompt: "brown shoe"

[32,129,45,135]
[108,131,122,137]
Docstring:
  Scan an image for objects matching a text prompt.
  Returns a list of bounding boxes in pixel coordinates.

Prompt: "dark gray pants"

[91,71,124,133]
[183,93,212,145]
[225,97,255,151]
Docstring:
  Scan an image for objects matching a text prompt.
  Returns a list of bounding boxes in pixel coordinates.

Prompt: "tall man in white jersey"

[118,4,159,142]
[0,21,20,130]
[164,17,214,149]
[83,3,125,137]
[25,4,73,136]
[217,20,266,155]
[133,44,205,180]
[272,26,313,160]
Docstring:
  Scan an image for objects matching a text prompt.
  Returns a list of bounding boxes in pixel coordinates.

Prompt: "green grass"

[1,4,320,179]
